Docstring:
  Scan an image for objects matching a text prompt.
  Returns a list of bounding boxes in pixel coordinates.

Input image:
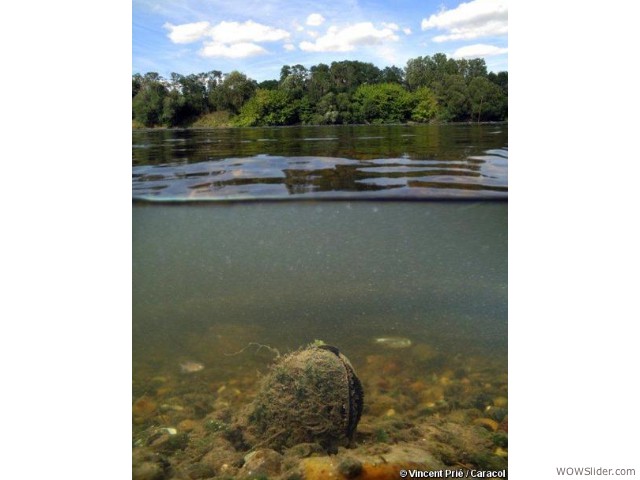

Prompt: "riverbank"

[132,117,507,130]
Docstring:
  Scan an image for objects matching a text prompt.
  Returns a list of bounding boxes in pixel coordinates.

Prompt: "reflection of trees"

[133,124,507,166]
[132,125,507,199]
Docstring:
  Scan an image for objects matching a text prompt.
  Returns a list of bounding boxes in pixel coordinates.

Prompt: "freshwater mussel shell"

[242,344,364,452]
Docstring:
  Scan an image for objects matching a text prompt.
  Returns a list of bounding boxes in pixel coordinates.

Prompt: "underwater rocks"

[240,449,283,478]
[132,448,170,480]
[132,338,508,479]
[241,344,364,452]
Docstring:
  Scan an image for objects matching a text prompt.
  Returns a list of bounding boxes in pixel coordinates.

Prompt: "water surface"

[133,124,507,201]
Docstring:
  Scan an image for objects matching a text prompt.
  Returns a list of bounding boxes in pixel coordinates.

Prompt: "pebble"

[132,449,167,480]
[337,457,363,479]
[484,406,508,422]
[132,461,164,480]
[150,432,189,453]
[186,462,215,480]
[178,419,199,432]
[493,396,508,408]
[240,449,282,478]
[133,396,157,418]
[494,447,508,457]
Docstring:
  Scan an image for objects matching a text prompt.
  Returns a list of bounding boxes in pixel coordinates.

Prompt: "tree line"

[132,53,507,128]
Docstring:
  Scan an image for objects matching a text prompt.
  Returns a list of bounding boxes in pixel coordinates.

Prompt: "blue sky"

[133,0,507,81]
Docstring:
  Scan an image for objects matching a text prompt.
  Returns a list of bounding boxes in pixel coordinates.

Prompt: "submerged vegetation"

[132,53,507,128]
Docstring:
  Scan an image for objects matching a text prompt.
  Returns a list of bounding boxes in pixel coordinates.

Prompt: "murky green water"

[132,125,508,478]
[133,202,506,366]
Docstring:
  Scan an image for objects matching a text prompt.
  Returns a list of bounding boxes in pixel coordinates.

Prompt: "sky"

[133,0,508,81]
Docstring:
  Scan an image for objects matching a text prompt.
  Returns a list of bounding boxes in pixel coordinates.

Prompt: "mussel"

[242,344,363,452]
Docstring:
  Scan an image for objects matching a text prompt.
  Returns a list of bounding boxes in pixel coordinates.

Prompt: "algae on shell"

[241,344,363,452]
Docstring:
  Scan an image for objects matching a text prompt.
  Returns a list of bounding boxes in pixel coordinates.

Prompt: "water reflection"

[132,124,507,200]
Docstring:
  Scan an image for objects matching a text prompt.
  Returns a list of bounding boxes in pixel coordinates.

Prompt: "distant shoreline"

[132,120,508,131]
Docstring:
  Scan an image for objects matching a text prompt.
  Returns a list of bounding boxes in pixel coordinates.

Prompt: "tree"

[161,89,185,127]
[405,56,435,90]
[405,53,460,91]
[330,60,381,93]
[380,66,404,84]
[258,79,279,90]
[210,71,257,113]
[132,53,508,127]
[411,87,440,122]
[488,71,508,94]
[455,58,488,83]
[132,73,142,98]
[313,92,340,124]
[235,89,299,126]
[279,64,308,99]
[169,73,208,124]
[352,83,413,123]
[308,63,332,101]
[434,74,470,121]
[132,76,168,126]
[468,77,507,121]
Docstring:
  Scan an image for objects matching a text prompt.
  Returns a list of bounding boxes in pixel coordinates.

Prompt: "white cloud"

[421,0,507,42]
[164,21,211,44]
[283,43,296,51]
[200,42,267,58]
[403,27,412,35]
[306,13,325,26]
[382,22,399,31]
[452,43,508,59]
[299,22,399,52]
[165,20,289,45]
[209,20,290,43]
[165,19,291,59]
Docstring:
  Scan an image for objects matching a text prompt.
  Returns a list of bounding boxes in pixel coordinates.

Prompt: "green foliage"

[279,64,308,99]
[411,87,440,122]
[132,80,167,127]
[406,54,488,92]
[258,79,279,90]
[308,63,332,101]
[191,111,232,128]
[468,77,507,122]
[234,89,298,126]
[210,71,257,114]
[330,60,381,93]
[435,74,470,121]
[313,93,340,124]
[352,83,412,123]
[380,65,405,84]
[161,89,186,127]
[132,52,507,127]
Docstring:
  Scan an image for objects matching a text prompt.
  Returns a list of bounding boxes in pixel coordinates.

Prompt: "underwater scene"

[133,124,508,480]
